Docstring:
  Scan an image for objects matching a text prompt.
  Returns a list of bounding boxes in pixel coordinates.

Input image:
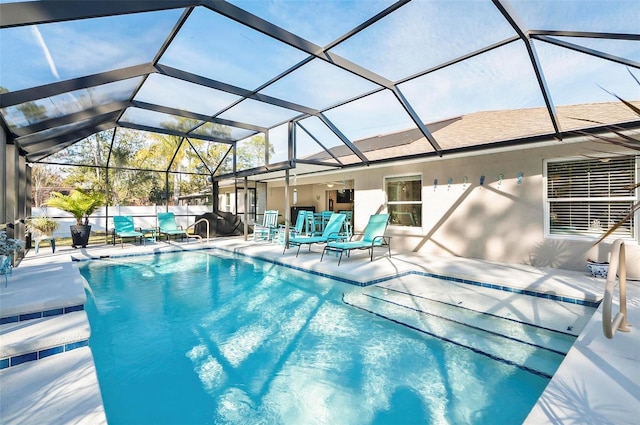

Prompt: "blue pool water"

[81,250,555,424]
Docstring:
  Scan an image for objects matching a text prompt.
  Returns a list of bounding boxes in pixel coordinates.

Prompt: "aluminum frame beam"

[532,35,640,70]
[0,0,198,28]
[131,100,266,135]
[492,0,561,138]
[156,65,320,116]
[11,101,129,137]
[24,121,116,161]
[318,113,369,165]
[0,63,156,108]
[16,110,121,147]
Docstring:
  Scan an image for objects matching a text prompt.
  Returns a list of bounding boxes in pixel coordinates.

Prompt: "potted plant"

[44,189,105,248]
[25,216,60,238]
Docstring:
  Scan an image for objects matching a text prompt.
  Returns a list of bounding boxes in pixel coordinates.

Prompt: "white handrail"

[184,218,210,243]
[602,239,631,339]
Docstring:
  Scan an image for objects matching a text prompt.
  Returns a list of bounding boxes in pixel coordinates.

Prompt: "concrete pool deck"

[0,237,638,424]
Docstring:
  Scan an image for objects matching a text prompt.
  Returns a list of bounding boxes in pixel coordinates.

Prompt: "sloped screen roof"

[1,0,638,179]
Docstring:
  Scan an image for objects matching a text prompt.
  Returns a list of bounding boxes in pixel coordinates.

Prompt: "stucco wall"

[266,140,638,273]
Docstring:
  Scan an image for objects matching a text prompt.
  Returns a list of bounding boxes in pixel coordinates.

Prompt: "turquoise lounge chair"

[253,210,279,241]
[321,213,391,265]
[158,212,187,242]
[113,215,144,248]
[285,213,346,257]
[275,210,307,245]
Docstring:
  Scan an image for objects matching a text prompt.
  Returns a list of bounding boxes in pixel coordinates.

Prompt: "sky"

[0,0,638,144]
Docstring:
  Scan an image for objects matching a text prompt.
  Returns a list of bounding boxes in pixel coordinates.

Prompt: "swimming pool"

[81,250,572,424]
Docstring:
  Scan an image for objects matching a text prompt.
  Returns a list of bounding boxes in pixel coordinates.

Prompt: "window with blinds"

[386,175,422,227]
[546,156,637,238]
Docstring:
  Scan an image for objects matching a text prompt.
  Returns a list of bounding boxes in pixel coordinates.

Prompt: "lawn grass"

[27,233,112,249]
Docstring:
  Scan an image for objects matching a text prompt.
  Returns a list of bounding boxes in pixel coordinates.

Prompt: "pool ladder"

[602,239,631,339]
[184,218,209,243]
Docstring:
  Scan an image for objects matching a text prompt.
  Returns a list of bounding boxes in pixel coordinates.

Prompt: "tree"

[583,70,640,243]
[30,165,64,207]
[236,134,273,170]
[1,86,48,126]
[44,189,105,226]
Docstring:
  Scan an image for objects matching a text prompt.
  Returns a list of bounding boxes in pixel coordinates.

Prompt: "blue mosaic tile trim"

[79,246,600,308]
[0,339,89,370]
[380,286,578,337]
[0,304,84,325]
[342,295,553,379]
[405,270,601,308]
[208,246,370,287]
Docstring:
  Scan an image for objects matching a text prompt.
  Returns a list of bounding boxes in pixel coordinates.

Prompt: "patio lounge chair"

[253,210,279,241]
[321,213,391,265]
[285,213,346,257]
[158,212,187,242]
[113,215,144,248]
[275,210,307,245]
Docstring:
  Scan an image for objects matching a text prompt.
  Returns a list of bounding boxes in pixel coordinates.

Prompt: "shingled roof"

[304,101,640,164]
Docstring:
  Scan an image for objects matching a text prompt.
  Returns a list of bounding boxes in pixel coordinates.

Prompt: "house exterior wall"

[266,140,638,273]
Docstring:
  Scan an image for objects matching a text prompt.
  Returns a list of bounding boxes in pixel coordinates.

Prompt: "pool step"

[0,310,90,369]
[0,262,86,323]
[0,346,107,425]
[343,291,573,378]
[367,285,577,354]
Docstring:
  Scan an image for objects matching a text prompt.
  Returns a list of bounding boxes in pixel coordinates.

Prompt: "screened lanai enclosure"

[1,0,639,247]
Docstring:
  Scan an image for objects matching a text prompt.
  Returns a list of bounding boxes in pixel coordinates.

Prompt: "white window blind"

[546,156,637,238]
[386,175,422,227]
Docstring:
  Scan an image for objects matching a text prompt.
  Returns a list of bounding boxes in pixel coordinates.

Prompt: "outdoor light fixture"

[327,183,334,188]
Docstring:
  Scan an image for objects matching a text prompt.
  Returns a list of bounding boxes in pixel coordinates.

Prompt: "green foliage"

[34,118,273,207]
[25,216,60,236]
[236,135,272,171]
[592,70,640,244]
[44,189,105,225]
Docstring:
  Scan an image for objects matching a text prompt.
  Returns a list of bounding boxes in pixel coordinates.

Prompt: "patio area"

[0,237,638,424]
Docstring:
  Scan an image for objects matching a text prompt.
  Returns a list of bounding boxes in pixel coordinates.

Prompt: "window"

[545,155,638,239]
[386,175,422,227]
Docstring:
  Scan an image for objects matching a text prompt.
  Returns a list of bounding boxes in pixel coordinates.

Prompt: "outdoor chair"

[157,212,187,242]
[284,213,346,257]
[34,235,56,254]
[321,213,391,265]
[253,210,279,241]
[0,255,11,287]
[305,212,321,236]
[275,210,307,245]
[113,215,144,248]
[339,210,353,238]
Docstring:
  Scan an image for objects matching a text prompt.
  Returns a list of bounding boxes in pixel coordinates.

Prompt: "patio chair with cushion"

[284,213,347,257]
[321,213,391,265]
[157,212,187,242]
[113,215,144,248]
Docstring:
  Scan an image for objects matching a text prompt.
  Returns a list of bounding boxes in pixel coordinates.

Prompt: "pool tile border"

[0,304,85,325]
[74,247,600,308]
[0,339,89,370]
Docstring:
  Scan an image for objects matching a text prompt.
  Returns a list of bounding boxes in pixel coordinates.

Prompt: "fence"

[31,206,213,238]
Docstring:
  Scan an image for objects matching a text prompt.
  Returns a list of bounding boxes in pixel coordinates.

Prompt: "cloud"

[30,26,59,80]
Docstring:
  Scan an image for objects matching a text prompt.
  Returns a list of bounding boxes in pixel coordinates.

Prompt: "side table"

[141,228,157,243]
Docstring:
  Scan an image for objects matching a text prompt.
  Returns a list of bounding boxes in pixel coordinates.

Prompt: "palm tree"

[44,189,104,226]
[587,74,640,243]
